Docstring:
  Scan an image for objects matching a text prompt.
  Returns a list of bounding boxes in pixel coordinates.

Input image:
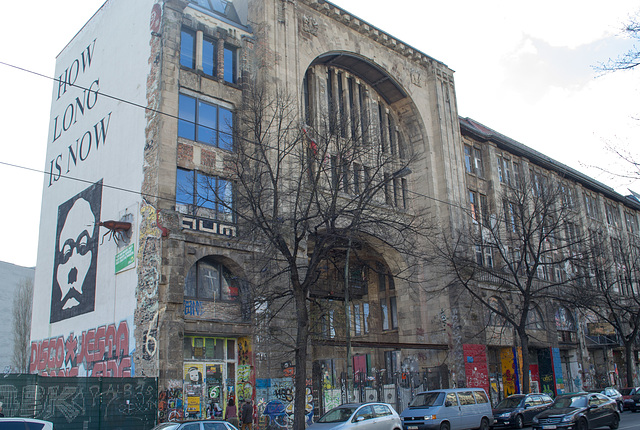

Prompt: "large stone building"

[30,0,640,425]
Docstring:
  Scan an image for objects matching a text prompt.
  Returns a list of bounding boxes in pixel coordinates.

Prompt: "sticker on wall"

[50,180,103,323]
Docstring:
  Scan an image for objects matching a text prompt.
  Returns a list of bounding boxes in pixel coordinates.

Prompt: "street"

[517,410,640,429]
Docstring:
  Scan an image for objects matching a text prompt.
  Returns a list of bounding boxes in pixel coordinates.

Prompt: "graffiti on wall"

[29,320,131,377]
[51,180,103,323]
[158,387,184,422]
[0,376,156,426]
[463,344,489,394]
[256,378,314,429]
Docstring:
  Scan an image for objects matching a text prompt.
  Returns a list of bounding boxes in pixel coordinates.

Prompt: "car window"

[319,406,358,423]
[446,392,459,406]
[354,405,375,421]
[410,392,443,407]
[182,424,201,430]
[0,423,26,430]
[473,391,489,404]
[495,396,523,409]
[372,404,392,417]
[541,395,553,404]
[26,425,45,430]
[203,423,228,430]
[457,391,476,405]
[528,395,541,406]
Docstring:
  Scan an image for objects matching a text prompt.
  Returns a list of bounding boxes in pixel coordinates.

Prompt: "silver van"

[401,388,493,430]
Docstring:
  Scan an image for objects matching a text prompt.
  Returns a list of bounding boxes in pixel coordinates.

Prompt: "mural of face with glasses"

[51,180,102,323]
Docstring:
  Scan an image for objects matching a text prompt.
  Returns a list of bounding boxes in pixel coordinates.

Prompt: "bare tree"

[568,230,640,387]
[433,174,584,394]
[209,68,429,427]
[12,277,33,373]
[598,13,640,72]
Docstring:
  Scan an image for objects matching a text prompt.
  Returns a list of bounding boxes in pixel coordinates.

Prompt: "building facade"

[30,0,640,426]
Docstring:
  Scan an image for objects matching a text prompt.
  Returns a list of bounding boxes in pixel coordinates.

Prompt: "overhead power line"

[0,60,465,212]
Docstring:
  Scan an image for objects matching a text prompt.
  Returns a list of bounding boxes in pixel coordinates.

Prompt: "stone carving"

[302,15,319,36]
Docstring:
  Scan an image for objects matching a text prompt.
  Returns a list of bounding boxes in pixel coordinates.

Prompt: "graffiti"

[463,344,489,393]
[143,311,158,360]
[0,376,156,426]
[184,300,204,317]
[181,216,237,237]
[29,320,131,377]
[51,180,102,323]
[158,387,184,422]
[256,378,314,429]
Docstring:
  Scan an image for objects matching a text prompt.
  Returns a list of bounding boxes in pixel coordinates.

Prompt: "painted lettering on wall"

[29,320,132,377]
[48,39,113,187]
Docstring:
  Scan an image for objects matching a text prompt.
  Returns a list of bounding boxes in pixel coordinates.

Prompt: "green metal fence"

[0,375,157,429]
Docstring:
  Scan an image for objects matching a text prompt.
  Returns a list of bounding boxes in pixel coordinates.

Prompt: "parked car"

[531,392,620,430]
[619,386,640,411]
[588,387,624,412]
[491,393,554,428]
[308,402,401,430]
[0,418,54,429]
[400,388,493,430]
[150,421,239,430]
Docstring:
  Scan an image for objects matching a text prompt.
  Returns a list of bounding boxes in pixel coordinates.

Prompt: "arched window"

[555,306,576,342]
[487,296,508,327]
[185,257,239,302]
[526,305,545,330]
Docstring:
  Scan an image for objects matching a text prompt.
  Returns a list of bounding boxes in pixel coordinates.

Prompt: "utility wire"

[0,60,466,212]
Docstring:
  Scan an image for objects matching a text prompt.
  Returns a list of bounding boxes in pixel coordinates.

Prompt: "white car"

[0,417,54,429]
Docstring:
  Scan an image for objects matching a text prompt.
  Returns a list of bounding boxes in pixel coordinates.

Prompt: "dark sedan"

[492,393,554,428]
[619,387,640,411]
[588,388,624,413]
[531,392,619,430]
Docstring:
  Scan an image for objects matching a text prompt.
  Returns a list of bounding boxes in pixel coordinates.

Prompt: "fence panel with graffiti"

[0,374,157,430]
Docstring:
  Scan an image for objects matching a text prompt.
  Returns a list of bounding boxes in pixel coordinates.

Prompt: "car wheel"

[576,418,588,430]
[515,414,524,429]
[609,413,620,429]
[440,422,450,430]
[478,417,490,430]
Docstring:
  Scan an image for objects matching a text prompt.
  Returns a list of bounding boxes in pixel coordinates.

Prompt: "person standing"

[240,399,253,430]
[225,398,238,427]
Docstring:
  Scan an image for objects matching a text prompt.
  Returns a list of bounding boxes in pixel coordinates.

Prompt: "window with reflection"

[184,258,239,302]
[178,94,234,150]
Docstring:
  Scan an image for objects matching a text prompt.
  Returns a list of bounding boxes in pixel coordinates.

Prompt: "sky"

[0,0,639,268]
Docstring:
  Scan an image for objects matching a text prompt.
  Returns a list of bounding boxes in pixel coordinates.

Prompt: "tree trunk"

[292,284,310,430]
[518,329,531,394]
[624,340,635,388]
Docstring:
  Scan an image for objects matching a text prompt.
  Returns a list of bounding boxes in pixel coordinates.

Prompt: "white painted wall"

[31,0,156,376]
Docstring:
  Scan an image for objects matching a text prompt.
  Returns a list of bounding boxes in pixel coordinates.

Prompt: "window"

[223,44,237,83]
[503,200,516,233]
[473,391,489,404]
[178,94,234,150]
[322,308,336,339]
[526,306,545,330]
[180,28,196,69]
[584,193,599,219]
[176,169,234,223]
[561,183,575,209]
[184,335,235,360]
[372,404,392,417]
[445,392,459,406]
[381,300,389,330]
[354,405,374,421]
[625,212,639,235]
[464,145,484,177]
[469,190,489,224]
[497,155,511,185]
[457,391,476,405]
[513,161,522,188]
[202,37,217,77]
[184,258,239,302]
[605,202,621,228]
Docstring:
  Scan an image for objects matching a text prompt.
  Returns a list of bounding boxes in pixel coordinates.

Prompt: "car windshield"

[620,388,633,395]
[409,392,443,408]
[552,395,587,409]
[318,406,358,423]
[496,397,524,409]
